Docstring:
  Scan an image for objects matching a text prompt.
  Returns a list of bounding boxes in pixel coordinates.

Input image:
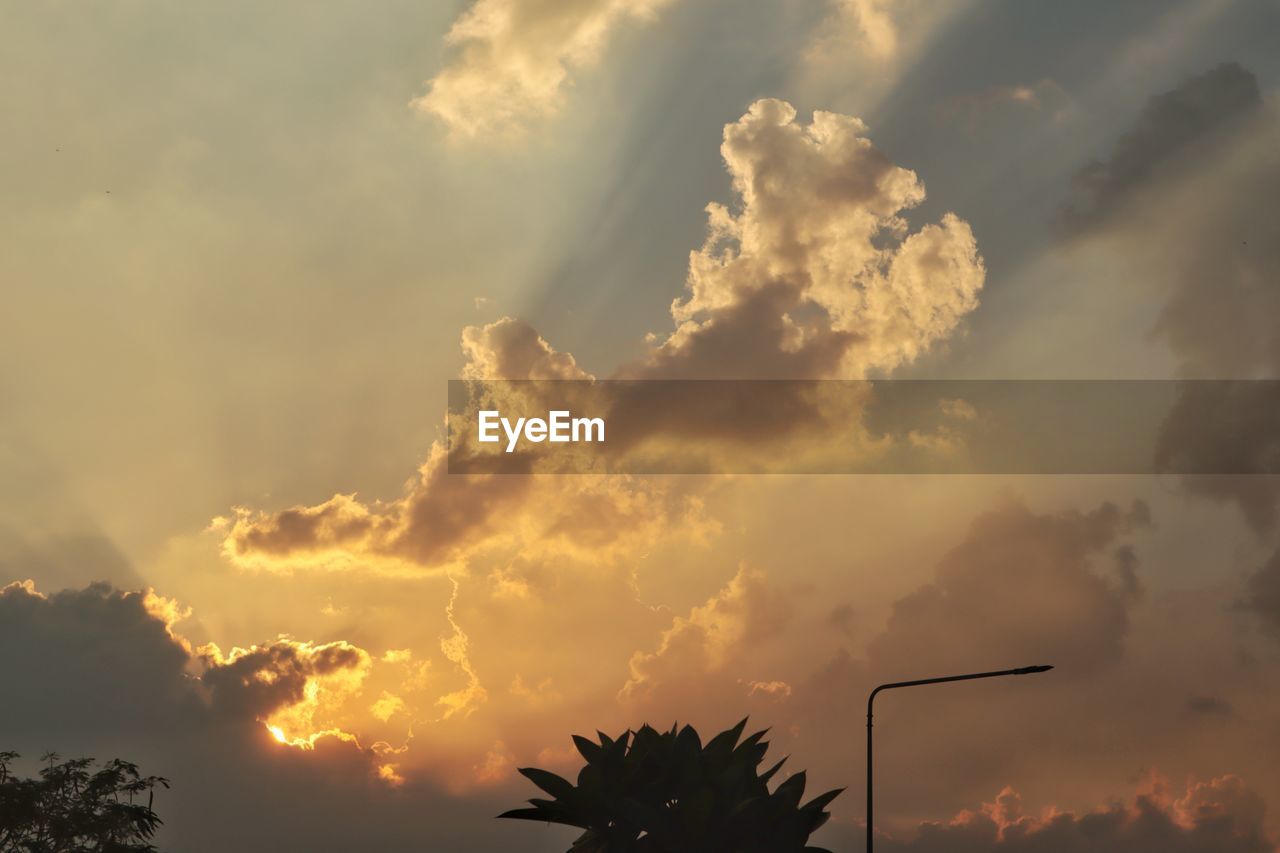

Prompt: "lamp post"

[865,665,1053,853]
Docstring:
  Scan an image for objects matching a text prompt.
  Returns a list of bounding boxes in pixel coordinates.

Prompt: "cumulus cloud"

[413,0,675,137]
[199,98,994,820]
[448,99,983,384]
[632,98,984,380]
[225,98,982,572]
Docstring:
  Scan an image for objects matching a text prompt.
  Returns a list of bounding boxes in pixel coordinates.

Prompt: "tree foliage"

[0,751,169,852]
[500,719,842,852]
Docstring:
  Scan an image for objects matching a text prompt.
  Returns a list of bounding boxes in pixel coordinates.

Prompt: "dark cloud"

[1059,62,1261,236]
[1062,62,1280,541]
[0,582,194,733]
[1156,384,1280,534]
[0,580,558,852]
[1144,103,1280,535]
[1243,545,1280,639]
[867,501,1150,677]
[1153,158,1280,537]
[1157,127,1279,538]
[785,500,1171,827]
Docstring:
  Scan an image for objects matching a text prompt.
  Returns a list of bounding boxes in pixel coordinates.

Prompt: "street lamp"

[866,664,1054,852]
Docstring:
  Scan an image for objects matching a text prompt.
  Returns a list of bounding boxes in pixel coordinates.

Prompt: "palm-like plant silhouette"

[500,718,842,852]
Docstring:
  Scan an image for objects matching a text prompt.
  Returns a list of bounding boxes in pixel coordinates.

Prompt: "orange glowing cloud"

[874,773,1276,851]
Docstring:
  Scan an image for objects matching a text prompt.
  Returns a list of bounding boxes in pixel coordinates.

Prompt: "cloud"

[806,0,969,68]
[221,441,710,575]
[818,0,904,62]
[0,579,554,851]
[1155,383,1280,534]
[621,564,791,702]
[1056,63,1279,538]
[866,774,1276,852]
[221,444,534,574]
[448,99,983,383]
[413,0,675,137]
[221,313,719,574]
[1244,545,1280,639]
[742,679,793,700]
[630,98,984,380]
[1059,62,1261,236]
[199,637,371,746]
[1150,122,1280,533]
[867,500,1150,677]
[435,575,488,720]
[799,0,974,111]
[196,98,995,826]
[461,317,592,380]
[772,498,1164,823]
[225,98,982,573]
[0,581,194,732]
[0,578,366,764]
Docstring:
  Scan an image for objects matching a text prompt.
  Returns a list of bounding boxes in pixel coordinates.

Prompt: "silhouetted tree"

[500,718,842,852]
[0,751,168,852]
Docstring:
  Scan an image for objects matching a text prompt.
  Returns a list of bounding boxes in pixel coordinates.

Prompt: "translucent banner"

[445,380,1280,475]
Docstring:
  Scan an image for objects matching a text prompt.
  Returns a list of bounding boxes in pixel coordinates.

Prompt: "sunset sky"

[3,1,1280,850]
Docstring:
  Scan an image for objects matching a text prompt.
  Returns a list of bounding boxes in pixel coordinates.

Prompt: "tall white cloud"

[635,99,984,379]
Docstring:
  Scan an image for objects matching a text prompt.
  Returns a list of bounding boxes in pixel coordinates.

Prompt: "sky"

[2,0,1280,850]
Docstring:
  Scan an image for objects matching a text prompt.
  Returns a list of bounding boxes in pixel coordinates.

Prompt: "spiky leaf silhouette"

[499,719,842,853]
